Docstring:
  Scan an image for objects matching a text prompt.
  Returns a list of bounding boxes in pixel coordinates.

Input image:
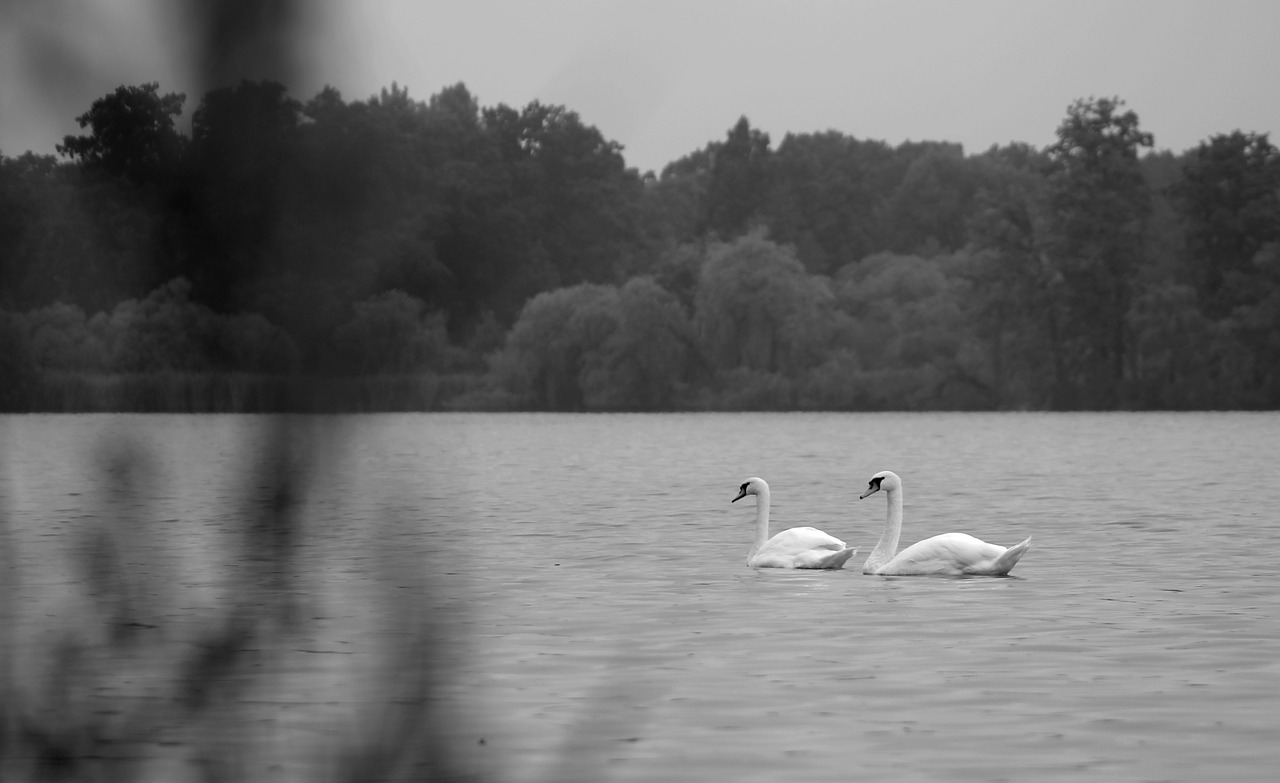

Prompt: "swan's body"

[733,477,857,569]
[859,470,1031,576]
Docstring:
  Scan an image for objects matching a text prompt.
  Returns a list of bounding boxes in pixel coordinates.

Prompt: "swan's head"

[732,477,768,503]
[859,470,901,499]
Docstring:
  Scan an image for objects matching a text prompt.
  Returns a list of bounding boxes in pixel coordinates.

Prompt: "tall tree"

[767,131,894,274]
[1175,131,1280,318]
[186,80,302,310]
[294,83,448,322]
[703,116,772,237]
[0,153,69,309]
[480,100,644,306]
[56,83,186,186]
[47,84,189,308]
[963,143,1059,408]
[1044,97,1153,408]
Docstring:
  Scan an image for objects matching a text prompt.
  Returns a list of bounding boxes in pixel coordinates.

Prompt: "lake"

[2,412,1278,782]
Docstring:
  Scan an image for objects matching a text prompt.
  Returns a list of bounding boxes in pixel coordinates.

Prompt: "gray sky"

[3,0,1278,173]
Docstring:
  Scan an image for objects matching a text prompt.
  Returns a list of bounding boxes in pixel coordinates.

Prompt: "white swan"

[858,470,1031,576]
[733,477,858,569]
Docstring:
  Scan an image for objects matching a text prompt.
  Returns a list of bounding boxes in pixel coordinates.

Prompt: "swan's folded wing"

[762,526,848,554]
[793,545,858,570]
[888,532,1005,575]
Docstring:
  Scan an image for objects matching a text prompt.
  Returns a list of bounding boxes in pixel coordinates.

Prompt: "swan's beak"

[731,488,748,503]
[858,486,880,500]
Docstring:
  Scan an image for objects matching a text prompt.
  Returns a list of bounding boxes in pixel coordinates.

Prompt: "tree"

[963,143,1060,408]
[482,100,644,291]
[694,231,837,377]
[832,252,981,408]
[0,153,66,309]
[10,301,107,371]
[1229,242,1280,404]
[34,84,191,310]
[186,80,303,309]
[492,284,620,409]
[94,278,217,372]
[1175,131,1280,318]
[1,149,164,312]
[584,277,699,410]
[292,83,452,330]
[703,116,772,237]
[1127,282,1220,408]
[642,148,711,248]
[492,277,699,410]
[766,131,894,274]
[0,310,36,410]
[56,83,186,186]
[425,91,546,328]
[878,143,975,254]
[1043,97,1154,407]
[331,290,459,374]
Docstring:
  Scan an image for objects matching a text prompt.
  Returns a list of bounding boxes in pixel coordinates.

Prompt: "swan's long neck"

[750,486,772,559]
[864,486,903,573]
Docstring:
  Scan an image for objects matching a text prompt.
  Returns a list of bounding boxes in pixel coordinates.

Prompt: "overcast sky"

[2,0,1278,173]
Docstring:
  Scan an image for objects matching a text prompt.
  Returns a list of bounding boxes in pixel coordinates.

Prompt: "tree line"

[1,81,1277,411]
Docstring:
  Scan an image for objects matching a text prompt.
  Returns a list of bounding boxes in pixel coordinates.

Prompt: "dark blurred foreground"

[1,4,480,781]
[0,418,472,781]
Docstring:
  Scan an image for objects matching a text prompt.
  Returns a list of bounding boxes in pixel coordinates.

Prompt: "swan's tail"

[992,536,1032,575]
[818,546,859,570]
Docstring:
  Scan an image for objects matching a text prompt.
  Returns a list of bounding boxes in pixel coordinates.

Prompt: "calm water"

[3,412,1279,782]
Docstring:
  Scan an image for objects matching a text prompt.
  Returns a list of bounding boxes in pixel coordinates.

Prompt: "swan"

[733,477,858,569]
[858,470,1031,576]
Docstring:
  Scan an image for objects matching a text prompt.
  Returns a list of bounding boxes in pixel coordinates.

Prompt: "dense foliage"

[2,81,1278,410]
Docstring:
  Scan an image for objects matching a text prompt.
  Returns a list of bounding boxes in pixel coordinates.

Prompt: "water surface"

[3,412,1278,782]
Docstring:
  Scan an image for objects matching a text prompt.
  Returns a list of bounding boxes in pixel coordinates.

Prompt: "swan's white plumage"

[859,470,1031,576]
[734,477,857,569]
